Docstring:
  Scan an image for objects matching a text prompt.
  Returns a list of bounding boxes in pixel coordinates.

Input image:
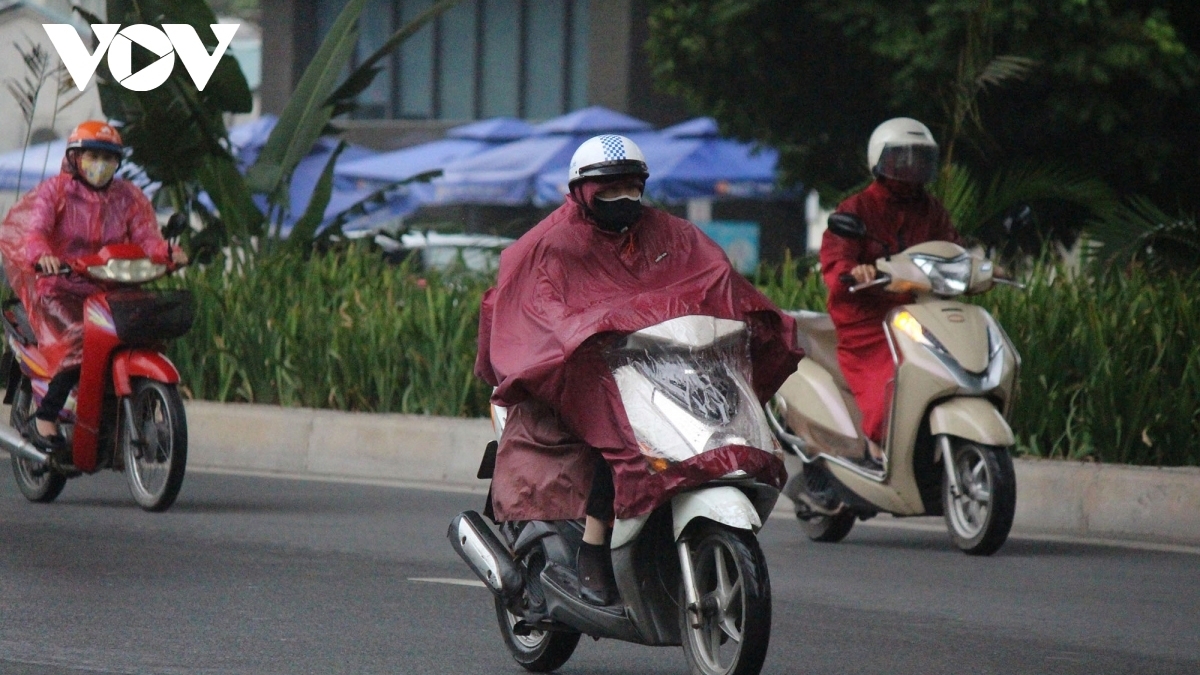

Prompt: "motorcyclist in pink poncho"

[0,121,187,449]
[475,135,802,605]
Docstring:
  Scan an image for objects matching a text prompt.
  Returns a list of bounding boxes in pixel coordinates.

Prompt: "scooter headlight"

[910,253,971,296]
[87,258,167,283]
[891,310,949,354]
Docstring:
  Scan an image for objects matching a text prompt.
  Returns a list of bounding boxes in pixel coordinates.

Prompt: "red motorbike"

[0,243,193,511]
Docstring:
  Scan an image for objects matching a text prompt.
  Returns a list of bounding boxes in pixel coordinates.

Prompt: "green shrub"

[163,246,492,417]
[164,247,1199,466]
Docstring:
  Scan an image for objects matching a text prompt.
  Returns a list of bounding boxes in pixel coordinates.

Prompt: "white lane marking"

[409,577,487,588]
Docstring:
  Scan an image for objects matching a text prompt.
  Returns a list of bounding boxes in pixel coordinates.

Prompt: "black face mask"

[591,196,643,232]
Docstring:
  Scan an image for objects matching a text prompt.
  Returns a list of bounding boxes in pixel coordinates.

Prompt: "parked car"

[372,231,514,272]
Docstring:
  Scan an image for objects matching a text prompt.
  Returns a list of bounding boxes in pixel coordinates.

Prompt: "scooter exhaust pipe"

[0,423,48,465]
[448,511,523,597]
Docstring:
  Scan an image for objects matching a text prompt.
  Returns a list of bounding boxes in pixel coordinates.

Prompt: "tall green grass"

[163,247,1199,466]
[162,247,492,417]
[980,264,1200,466]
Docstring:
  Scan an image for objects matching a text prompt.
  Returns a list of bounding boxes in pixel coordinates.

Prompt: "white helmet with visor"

[568,135,649,187]
[867,118,939,184]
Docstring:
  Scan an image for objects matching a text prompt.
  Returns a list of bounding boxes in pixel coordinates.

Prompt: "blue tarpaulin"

[227,115,380,234]
[425,106,654,206]
[335,116,534,185]
[535,117,783,205]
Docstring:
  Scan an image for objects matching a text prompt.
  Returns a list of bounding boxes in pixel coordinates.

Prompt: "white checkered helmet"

[568,134,649,187]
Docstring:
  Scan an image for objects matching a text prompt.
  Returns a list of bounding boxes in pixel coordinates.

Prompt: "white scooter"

[451,315,783,675]
[766,213,1022,555]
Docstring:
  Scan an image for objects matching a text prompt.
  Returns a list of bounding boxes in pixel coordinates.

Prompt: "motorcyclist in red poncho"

[819,118,962,467]
[475,134,802,605]
[0,120,187,449]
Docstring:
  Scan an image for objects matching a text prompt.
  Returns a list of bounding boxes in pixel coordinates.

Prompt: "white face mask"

[79,154,119,188]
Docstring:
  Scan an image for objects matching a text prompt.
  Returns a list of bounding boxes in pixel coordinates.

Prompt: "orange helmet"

[67,120,123,156]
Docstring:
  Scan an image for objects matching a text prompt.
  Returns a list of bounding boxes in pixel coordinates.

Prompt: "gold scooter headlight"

[892,310,949,354]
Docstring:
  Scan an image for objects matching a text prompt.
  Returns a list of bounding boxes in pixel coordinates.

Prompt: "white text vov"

[42,24,240,92]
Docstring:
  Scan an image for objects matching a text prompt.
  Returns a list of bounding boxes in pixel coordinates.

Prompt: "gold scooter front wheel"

[942,441,1016,555]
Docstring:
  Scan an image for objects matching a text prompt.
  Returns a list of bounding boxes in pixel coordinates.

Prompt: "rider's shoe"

[26,419,65,451]
[859,439,885,472]
[576,542,617,606]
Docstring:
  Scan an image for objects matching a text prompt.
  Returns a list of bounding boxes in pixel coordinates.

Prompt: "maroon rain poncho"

[0,165,169,376]
[476,188,803,522]
[820,178,962,443]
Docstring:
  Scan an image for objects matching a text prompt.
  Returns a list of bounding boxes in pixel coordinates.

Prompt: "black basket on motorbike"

[108,290,195,344]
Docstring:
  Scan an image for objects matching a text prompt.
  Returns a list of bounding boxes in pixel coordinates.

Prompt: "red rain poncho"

[0,168,169,376]
[476,192,803,522]
[819,178,961,442]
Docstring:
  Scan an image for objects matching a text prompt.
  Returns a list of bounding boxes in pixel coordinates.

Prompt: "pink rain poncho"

[0,166,169,376]
[476,192,803,521]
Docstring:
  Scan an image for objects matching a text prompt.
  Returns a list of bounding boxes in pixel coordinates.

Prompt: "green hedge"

[164,249,492,417]
[165,248,1199,466]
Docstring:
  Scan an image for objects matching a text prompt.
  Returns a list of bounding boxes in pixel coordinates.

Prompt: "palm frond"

[1087,196,1200,273]
[976,55,1038,90]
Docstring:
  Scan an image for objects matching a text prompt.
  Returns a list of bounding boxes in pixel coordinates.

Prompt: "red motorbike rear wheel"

[8,377,66,503]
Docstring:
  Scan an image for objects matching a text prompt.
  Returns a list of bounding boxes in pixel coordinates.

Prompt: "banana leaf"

[244,0,367,202]
[287,141,347,252]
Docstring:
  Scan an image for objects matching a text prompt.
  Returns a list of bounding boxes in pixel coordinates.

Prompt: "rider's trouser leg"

[35,366,81,422]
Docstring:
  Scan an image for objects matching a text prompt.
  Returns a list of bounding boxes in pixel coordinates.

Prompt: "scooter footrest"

[539,563,641,642]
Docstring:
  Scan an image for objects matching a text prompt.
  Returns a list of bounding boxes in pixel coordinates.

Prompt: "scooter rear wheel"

[8,378,66,503]
[798,510,856,543]
[942,441,1016,556]
[494,597,581,672]
[680,523,771,675]
[121,379,187,512]
[493,544,580,672]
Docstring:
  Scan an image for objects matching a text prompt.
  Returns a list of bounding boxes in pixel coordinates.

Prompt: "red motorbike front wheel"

[121,379,187,512]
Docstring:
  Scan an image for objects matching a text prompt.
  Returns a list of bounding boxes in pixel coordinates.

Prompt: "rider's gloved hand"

[170,246,189,266]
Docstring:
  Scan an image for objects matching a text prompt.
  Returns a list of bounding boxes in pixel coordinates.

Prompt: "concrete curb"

[182,401,1200,547]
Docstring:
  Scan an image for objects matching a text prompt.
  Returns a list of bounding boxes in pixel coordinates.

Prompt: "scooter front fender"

[928,397,1014,447]
[112,350,180,397]
[671,486,762,541]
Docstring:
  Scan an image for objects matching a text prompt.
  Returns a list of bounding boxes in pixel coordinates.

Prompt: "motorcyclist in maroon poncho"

[820,118,962,467]
[475,134,802,605]
[0,121,187,450]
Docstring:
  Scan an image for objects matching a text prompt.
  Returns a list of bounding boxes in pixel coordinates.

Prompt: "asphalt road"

[0,468,1197,675]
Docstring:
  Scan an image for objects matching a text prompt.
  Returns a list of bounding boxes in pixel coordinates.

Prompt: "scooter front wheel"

[8,377,66,503]
[942,441,1016,555]
[121,379,187,512]
[680,523,771,675]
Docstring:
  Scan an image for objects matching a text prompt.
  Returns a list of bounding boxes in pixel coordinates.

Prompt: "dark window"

[314,0,589,120]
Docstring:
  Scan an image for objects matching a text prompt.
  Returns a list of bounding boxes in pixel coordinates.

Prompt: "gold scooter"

[766,213,1022,555]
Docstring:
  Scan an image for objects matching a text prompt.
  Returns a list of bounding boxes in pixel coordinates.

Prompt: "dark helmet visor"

[875,144,939,184]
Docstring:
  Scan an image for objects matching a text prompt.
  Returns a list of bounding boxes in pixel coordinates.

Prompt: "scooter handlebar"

[848,274,892,293]
[33,263,71,276]
[992,276,1027,290]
